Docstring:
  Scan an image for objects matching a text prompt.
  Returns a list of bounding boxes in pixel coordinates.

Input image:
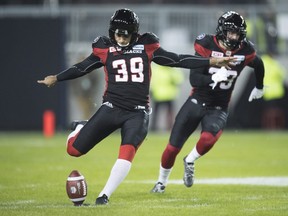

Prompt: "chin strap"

[117,42,130,47]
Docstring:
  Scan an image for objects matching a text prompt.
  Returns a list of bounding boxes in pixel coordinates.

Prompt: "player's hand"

[37,75,57,87]
[210,57,237,69]
[211,66,228,89]
[248,87,264,102]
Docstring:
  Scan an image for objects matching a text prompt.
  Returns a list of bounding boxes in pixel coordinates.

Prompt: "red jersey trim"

[194,43,212,57]
[93,47,108,65]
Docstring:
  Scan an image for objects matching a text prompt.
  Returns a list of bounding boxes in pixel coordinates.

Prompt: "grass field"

[0,130,288,216]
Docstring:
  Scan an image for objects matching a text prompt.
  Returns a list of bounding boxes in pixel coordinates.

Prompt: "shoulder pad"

[194,34,214,49]
[241,39,256,53]
[138,32,159,44]
[196,33,206,40]
[195,34,213,43]
[92,36,111,48]
[93,36,101,43]
[243,38,255,48]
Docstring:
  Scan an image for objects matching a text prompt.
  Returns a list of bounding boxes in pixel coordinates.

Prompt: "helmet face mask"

[109,8,139,48]
[216,11,247,50]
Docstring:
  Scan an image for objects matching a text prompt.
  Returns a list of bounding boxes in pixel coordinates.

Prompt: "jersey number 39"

[113,57,144,83]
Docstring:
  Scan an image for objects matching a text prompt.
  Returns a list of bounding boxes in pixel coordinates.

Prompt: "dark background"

[0,17,67,130]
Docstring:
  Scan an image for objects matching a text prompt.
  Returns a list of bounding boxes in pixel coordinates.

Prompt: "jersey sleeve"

[140,32,209,70]
[242,40,257,65]
[152,47,209,68]
[141,32,160,44]
[92,36,110,64]
[247,55,264,89]
[56,37,105,81]
[56,54,103,81]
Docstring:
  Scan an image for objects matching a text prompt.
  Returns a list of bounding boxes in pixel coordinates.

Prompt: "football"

[66,170,88,206]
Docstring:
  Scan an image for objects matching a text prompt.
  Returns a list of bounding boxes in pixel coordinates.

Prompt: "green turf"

[0,130,287,216]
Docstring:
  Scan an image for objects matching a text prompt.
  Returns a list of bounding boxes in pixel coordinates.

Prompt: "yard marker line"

[125,177,288,186]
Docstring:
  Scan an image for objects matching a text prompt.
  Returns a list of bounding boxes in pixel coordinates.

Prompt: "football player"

[151,11,265,193]
[38,8,235,205]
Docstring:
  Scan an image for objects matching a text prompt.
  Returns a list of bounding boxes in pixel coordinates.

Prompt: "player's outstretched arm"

[37,75,57,88]
[37,54,103,88]
[152,48,236,69]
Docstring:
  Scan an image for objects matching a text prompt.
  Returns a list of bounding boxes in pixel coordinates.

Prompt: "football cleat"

[183,156,195,187]
[70,120,88,131]
[95,194,109,205]
[150,182,165,193]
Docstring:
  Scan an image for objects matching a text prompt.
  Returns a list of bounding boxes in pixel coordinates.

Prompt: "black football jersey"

[92,33,160,110]
[190,34,257,108]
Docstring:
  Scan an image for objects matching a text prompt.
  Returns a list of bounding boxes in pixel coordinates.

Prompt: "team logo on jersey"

[226,51,232,56]
[232,55,245,65]
[211,51,223,57]
[109,46,121,53]
[123,49,143,54]
[122,45,144,54]
[233,55,245,61]
[132,45,144,50]
[196,33,206,40]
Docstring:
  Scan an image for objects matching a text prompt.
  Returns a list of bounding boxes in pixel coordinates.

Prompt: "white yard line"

[125,177,288,186]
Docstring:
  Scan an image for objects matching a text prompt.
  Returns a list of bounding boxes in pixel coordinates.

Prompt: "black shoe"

[70,120,88,131]
[95,194,109,205]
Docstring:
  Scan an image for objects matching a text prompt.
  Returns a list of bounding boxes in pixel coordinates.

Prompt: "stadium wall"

[0,17,67,131]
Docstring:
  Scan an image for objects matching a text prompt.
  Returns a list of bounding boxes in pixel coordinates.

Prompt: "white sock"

[157,164,172,186]
[98,159,131,198]
[185,146,201,163]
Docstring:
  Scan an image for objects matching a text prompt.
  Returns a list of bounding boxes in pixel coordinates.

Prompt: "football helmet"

[109,8,139,48]
[216,11,247,50]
